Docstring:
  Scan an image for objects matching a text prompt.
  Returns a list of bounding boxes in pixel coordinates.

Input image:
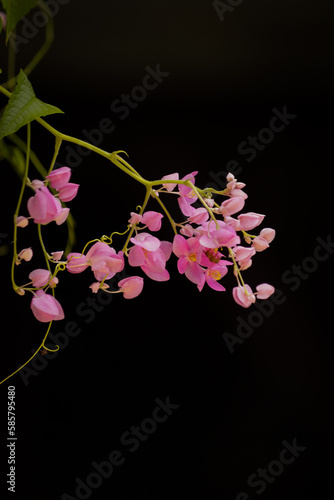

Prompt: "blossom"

[128,212,142,225]
[46,166,71,190]
[29,269,51,288]
[172,235,205,286]
[58,183,80,202]
[118,276,144,299]
[238,212,265,231]
[177,171,198,216]
[198,220,240,249]
[162,172,179,191]
[66,253,89,273]
[256,283,275,299]
[0,12,7,29]
[232,285,256,308]
[16,216,29,228]
[51,251,64,261]
[128,236,172,281]
[141,211,163,231]
[27,185,63,224]
[89,282,110,293]
[31,290,64,322]
[67,242,124,281]
[220,197,245,217]
[16,247,33,264]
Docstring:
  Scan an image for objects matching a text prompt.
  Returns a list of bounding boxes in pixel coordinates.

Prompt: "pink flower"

[31,290,64,322]
[58,183,80,202]
[128,239,172,281]
[141,211,163,231]
[85,242,124,281]
[130,232,161,252]
[259,228,276,243]
[172,235,205,286]
[177,171,198,216]
[66,253,89,273]
[188,207,209,225]
[51,251,64,261]
[256,283,275,299]
[238,212,265,231]
[16,216,29,228]
[198,221,240,249]
[16,247,33,263]
[46,167,71,190]
[29,269,51,288]
[252,236,269,252]
[198,264,230,292]
[118,276,144,299]
[162,172,179,191]
[89,282,110,293]
[129,212,142,225]
[233,246,256,268]
[232,285,256,308]
[27,185,62,224]
[220,197,245,217]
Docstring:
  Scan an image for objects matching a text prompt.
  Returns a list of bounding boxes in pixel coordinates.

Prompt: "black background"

[0,1,334,499]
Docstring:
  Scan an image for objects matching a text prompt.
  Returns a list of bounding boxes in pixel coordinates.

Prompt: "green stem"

[11,123,31,291]
[1,1,54,90]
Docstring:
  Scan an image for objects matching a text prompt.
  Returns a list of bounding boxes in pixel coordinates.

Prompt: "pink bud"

[142,211,163,231]
[16,216,29,228]
[58,183,80,202]
[234,246,256,262]
[118,276,144,299]
[238,212,265,231]
[29,269,51,288]
[17,247,33,262]
[89,282,110,293]
[31,289,64,322]
[51,251,64,261]
[259,228,276,243]
[256,283,275,299]
[232,285,256,308]
[220,197,245,217]
[66,253,89,273]
[46,167,71,190]
[129,212,142,225]
[252,236,269,252]
[226,173,235,182]
[230,188,248,199]
[31,179,45,189]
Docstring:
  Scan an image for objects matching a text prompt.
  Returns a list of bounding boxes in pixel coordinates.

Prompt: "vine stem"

[11,123,31,291]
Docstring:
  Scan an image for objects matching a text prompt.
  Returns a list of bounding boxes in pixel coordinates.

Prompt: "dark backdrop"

[1,1,334,499]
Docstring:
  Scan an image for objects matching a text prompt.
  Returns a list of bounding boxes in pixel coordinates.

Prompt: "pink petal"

[31,290,64,322]
[141,211,163,231]
[256,283,275,299]
[232,285,256,308]
[238,212,265,231]
[46,167,71,190]
[130,232,161,252]
[66,253,89,273]
[162,172,179,191]
[58,183,80,202]
[29,269,51,288]
[118,276,144,298]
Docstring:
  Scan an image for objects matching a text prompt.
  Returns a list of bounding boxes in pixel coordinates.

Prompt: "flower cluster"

[14,165,275,327]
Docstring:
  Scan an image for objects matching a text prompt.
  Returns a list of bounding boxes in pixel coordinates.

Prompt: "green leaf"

[0,69,63,141]
[1,0,39,42]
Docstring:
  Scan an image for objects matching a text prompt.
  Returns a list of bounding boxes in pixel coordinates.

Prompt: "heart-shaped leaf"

[1,0,39,42]
[0,70,63,140]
